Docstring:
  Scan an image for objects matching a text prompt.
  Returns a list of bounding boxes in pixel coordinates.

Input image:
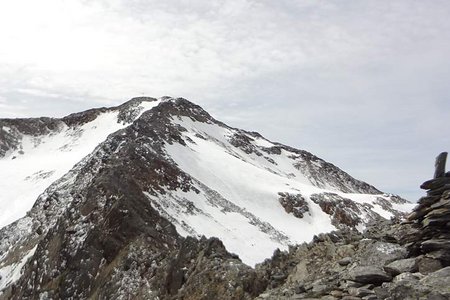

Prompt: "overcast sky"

[1,0,449,201]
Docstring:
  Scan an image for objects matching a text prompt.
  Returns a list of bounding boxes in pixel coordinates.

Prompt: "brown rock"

[417,257,442,275]
[421,239,450,252]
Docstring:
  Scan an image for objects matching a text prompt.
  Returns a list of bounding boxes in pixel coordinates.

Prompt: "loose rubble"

[255,152,450,300]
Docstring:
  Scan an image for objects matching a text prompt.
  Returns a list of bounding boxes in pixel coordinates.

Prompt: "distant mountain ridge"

[0,97,159,158]
[0,97,414,298]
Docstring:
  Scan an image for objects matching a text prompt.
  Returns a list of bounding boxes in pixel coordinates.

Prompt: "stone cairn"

[406,151,450,266]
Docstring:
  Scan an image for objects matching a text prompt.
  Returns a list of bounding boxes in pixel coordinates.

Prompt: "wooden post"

[434,152,448,178]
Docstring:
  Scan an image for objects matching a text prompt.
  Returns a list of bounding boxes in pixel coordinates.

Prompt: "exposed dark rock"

[278,193,310,218]
[434,152,448,179]
[0,117,62,157]
[417,257,443,275]
[0,97,158,158]
[384,258,418,276]
[348,286,374,297]
[421,239,450,252]
[261,146,282,155]
[427,184,450,196]
[420,177,450,190]
[338,257,353,266]
[310,193,390,230]
[349,266,392,285]
[385,267,450,299]
[229,132,261,155]
[310,193,363,228]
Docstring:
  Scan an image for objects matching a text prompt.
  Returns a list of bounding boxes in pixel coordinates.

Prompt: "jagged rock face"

[0,97,415,299]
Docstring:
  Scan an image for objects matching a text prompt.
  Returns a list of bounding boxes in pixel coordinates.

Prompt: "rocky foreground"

[254,152,450,300]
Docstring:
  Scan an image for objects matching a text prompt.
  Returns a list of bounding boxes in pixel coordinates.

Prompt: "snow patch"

[0,245,37,291]
[0,101,160,228]
[159,115,414,266]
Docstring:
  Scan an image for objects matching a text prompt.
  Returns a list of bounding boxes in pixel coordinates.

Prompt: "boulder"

[426,249,450,263]
[373,285,390,299]
[358,241,407,267]
[421,239,450,252]
[330,290,343,297]
[349,266,392,285]
[384,258,418,276]
[391,272,423,284]
[338,257,352,266]
[348,287,374,297]
[386,267,450,299]
[419,266,450,295]
[311,281,330,296]
[417,257,443,275]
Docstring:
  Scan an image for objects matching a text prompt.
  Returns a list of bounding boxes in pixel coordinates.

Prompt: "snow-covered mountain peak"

[0,98,161,228]
[0,97,415,296]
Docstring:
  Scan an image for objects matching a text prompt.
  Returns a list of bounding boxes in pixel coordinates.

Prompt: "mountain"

[0,97,414,299]
[0,98,161,228]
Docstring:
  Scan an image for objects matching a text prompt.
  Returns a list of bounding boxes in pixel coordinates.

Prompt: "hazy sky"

[1,0,449,201]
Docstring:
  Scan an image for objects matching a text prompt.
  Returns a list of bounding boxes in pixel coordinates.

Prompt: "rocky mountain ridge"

[0,97,158,158]
[0,97,162,228]
[0,97,417,299]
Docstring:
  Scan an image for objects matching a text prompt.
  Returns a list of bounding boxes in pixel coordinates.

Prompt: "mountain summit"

[0,97,413,298]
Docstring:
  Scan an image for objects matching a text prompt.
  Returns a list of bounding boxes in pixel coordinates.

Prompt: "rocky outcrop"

[406,152,450,267]
[310,193,387,229]
[278,193,310,218]
[255,152,450,300]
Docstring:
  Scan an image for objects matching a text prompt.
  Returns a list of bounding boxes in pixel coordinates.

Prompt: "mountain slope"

[0,97,414,298]
[0,97,160,227]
